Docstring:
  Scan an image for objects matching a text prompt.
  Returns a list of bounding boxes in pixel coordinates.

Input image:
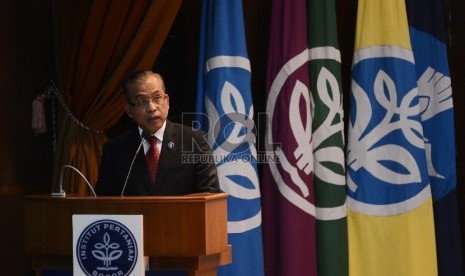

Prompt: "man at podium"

[95,70,220,196]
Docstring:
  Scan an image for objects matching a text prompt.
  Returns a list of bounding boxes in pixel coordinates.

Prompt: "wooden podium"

[24,193,232,276]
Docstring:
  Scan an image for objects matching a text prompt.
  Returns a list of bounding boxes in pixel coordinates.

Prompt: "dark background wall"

[0,1,55,275]
[0,0,463,274]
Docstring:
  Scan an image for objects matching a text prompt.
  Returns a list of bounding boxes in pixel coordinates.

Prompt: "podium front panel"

[24,193,229,258]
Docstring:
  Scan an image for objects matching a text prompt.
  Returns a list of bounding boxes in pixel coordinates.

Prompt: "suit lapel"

[128,127,154,195]
[154,121,178,194]
[133,149,154,194]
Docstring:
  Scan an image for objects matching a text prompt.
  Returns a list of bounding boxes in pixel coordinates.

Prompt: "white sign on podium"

[72,214,144,276]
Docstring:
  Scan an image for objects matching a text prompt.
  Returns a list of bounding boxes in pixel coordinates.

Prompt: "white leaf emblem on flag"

[418,66,453,121]
[205,80,261,233]
[312,66,345,186]
[347,70,425,192]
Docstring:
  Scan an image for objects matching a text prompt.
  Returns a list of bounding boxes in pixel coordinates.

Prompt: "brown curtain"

[51,0,182,195]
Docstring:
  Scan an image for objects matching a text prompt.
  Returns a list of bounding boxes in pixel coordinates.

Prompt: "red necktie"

[146,136,159,185]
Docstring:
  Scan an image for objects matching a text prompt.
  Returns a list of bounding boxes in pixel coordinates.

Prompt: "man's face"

[125,75,169,134]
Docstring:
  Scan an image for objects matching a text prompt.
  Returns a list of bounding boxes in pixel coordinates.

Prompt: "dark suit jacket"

[95,121,220,196]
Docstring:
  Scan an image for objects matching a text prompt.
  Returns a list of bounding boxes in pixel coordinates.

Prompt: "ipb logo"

[76,219,138,276]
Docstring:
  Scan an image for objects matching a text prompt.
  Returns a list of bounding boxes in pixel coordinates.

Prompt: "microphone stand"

[121,134,147,196]
[53,164,97,197]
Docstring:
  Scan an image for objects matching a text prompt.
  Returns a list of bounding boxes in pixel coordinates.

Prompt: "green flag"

[307,0,348,275]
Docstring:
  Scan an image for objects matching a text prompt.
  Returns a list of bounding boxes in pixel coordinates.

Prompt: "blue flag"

[406,0,464,275]
[196,1,265,275]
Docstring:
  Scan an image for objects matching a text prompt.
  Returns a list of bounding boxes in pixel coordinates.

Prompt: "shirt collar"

[138,120,166,142]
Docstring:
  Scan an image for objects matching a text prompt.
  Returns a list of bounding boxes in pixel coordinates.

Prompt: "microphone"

[53,164,97,197]
[120,130,151,196]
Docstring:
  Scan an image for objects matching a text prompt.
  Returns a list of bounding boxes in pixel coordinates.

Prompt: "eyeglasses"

[129,94,167,108]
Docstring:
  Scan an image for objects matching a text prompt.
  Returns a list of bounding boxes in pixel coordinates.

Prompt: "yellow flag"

[346,0,437,275]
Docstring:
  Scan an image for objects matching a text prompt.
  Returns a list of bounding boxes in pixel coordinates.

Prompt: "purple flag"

[262,0,317,275]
